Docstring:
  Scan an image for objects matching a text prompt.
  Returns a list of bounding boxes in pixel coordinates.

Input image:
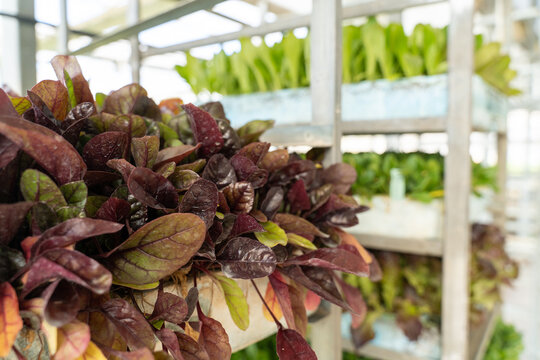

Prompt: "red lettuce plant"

[0,56,372,359]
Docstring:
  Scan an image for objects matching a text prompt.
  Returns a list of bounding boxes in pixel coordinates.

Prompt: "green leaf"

[64,70,78,109]
[60,180,87,210]
[108,213,206,285]
[286,233,317,250]
[95,92,107,109]
[85,196,108,217]
[255,221,287,247]
[111,280,159,290]
[20,169,67,211]
[214,274,249,330]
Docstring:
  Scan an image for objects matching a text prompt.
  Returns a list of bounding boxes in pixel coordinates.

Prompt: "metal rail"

[69,0,225,55]
[143,0,445,57]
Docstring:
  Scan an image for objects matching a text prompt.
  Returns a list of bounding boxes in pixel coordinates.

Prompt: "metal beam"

[208,9,252,27]
[442,0,474,359]
[58,0,68,54]
[309,2,342,359]
[69,0,225,55]
[128,0,140,83]
[143,0,445,57]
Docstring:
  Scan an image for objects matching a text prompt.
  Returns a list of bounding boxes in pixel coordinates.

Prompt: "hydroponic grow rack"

[64,0,508,359]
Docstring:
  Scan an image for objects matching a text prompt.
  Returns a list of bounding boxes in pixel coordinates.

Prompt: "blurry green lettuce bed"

[342,152,497,203]
[176,18,520,97]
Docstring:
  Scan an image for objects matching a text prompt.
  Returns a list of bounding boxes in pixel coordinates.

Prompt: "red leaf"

[287,180,311,213]
[30,80,69,121]
[0,114,86,184]
[82,131,129,171]
[276,328,317,360]
[156,328,184,360]
[268,274,295,331]
[127,167,179,209]
[55,319,91,360]
[182,104,223,158]
[153,143,200,170]
[149,289,188,325]
[101,298,156,350]
[176,333,209,360]
[51,55,94,105]
[336,277,366,328]
[197,304,231,360]
[284,247,369,277]
[0,202,33,245]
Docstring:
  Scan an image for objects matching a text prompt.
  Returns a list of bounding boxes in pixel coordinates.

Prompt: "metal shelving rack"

[65,0,507,359]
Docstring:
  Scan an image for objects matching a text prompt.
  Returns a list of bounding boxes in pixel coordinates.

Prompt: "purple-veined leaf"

[169,169,199,191]
[284,246,369,277]
[0,89,18,116]
[101,298,156,350]
[321,163,357,194]
[62,102,95,145]
[30,80,69,121]
[182,104,223,158]
[280,266,350,311]
[108,213,205,285]
[51,55,94,105]
[95,197,131,223]
[153,143,200,170]
[0,134,18,169]
[201,154,236,189]
[128,167,179,209]
[82,131,129,171]
[149,288,188,325]
[156,328,184,360]
[31,217,123,256]
[176,332,209,360]
[0,202,33,245]
[42,279,80,327]
[155,161,176,178]
[92,113,147,137]
[217,237,276,279]
[59,180,87,210]
[335,277,366,329]
[260,149,289,172]
[10,97,31,115]
[276,328,317,360]
[270,160,317,188]
[25,90,62,133]
[131,136,159,168]
[230,213,264,238]
[197,304,231,360]
[106,158,135,183]
[20,169,66,211]
[55,319,90,360]
[22,248,112,296]
[223,181,254,214]
[184,287,199,322]
[288,284,307,336]
[230,154,268,189]
[215,118,241,156]
[0,114,86,184]
[103,84,160,121]
[287,180,311,213]
[260,186,284,220]
[268,273,295,331]
[178,179,218,228]
[237,142,270,165]
[273,214,327,240]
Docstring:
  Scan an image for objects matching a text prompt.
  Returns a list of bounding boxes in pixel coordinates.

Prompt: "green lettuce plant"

[342,152,497,202]
[176,19,520,96]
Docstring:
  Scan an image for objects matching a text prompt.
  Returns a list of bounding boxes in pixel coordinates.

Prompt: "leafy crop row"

[343,152,497,202]
[343,224,518,346]
[0,56,375,360]
[176,18,520,96]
